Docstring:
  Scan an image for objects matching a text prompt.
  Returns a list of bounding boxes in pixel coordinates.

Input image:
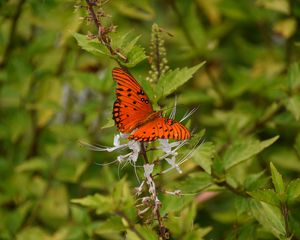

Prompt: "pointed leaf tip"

[270,162,285,196]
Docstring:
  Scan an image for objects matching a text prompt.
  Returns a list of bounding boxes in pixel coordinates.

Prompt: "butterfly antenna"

[169,95,177,120]
[180,106,200,123]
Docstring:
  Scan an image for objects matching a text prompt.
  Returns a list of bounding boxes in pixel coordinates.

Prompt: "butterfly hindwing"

[112,68,154,133]
[129,117,190,142]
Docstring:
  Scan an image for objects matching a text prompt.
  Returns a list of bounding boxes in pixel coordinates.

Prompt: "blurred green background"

[1,0,300,239]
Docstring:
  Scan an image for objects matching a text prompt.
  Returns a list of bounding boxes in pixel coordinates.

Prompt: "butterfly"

[112,68,190,142]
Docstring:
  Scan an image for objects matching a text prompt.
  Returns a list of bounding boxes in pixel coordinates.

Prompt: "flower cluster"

[81,131,202,218]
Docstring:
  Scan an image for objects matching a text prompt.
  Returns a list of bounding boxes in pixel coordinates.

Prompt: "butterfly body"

[112,68,190,142]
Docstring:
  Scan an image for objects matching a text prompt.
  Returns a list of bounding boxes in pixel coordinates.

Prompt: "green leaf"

[295,133,300,157]
[55,160,89,183]
[111,178,134,209]
[160,195,194,216]
[225,223,257,240]
[121,35,141,53]
[234,196,250,216]
[288,63,300,90]
[250,199,285,239]
[73,33,109,56]
[39,185,69,228]
[165,205,212,239]
[285,95,300,120]
[192,141,215,174]
[178,172,213,193]
[270,162,285,195]
[16,227,49,240]
[126,225,158,240]
[289,214,300,239]
[119,44,147,67]
[71,194,113,215]
[15,158,48,172]
[135,72,155,101]
[223,136,279,170]
[114,1,154,21]
[244,171,269,191]
[94,216,126,235]
[5,202,31,234]
[155,62,206,101]
[101,118,115,129]
[287,178,300,203]
[182,227,212,240]
[211,156,225,178]
[248,189,281,207]
[112,32,147,67]
[256,0,289,14]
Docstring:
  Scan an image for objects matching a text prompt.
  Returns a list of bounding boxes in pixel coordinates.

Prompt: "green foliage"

[73,32,110,57]
[155,62,206,102]
[73,31,147,67]
[223,136,279,170]
[250,200,286,239]
[1,0,300,239]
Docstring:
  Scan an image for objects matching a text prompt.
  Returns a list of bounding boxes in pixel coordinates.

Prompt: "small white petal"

[165,156,182,174]
[143,164,154,178]
[128,141,141,152]
[158,139,181,154]
[143,164,156,195]
[113,134,121,147]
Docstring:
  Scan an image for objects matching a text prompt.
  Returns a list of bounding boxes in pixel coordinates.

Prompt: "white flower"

[162,137,204,174]
[143,164,155,195]
[80,134,141,166]
[127,140,141,163]
[157,139,188,173]
[165,156,182,174]
[157,139,181,154]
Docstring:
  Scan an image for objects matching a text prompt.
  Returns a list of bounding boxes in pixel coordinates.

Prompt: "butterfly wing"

[112,68,154,133]
[129,117,190,142]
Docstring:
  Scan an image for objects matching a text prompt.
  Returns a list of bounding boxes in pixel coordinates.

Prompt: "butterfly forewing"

[112,68,154,133]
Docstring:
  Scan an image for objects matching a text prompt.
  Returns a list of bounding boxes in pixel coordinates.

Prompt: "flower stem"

[140,142,168,240]
[85,0,127,63]
[281,202,290,238]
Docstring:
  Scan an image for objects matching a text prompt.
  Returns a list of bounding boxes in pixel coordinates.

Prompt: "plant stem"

[85,0,127,63]
[154,32,161,81]
[0,0,27,68]
[281,202,290,238]
[140,143,168,240]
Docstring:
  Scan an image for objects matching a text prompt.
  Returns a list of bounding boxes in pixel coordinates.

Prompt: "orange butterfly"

[112,68,190,142]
